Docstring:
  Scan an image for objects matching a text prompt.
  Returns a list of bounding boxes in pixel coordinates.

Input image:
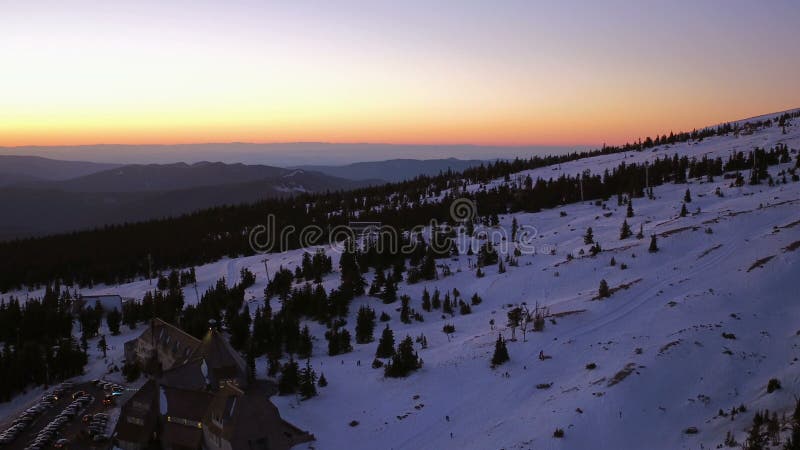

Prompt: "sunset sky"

[1,0,799,149]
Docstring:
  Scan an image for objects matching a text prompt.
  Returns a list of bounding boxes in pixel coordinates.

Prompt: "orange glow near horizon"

[3,101,795,149]
[1,1,799,150]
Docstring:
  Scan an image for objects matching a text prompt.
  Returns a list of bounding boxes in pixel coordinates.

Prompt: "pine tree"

[598,279,610,298]
[636,224,644,240]
[318,372,328,388]
[339,239,366,298]
[339,329,353,354]
[297,326,313,359]
[477,242,498,266]
[745,413,765,450]
[420,248,438,280]
[299,360,318,400]
[326,327,352,356]
[767,411,780,445]
[684,188,692,203]
[381,280,397,304]
[431,289,441,309]
[375,325,395,358]
[421,288,432,312]
[442,293,454,315]
[584,227,594,245]
[227,302,253,351]
[784,399,800,450]
[627,199,634,217]
[498,260,506,274]
[491,334,510,367]
[787,425,800,450]
[680,203,688,217]
[369,270,385,296]
[648,234,659,253]
[385,336,421,378]
[400,295,412,324]
[620,219,632,239]
[278,358,300,394]
[106,308,121,335]
[355,305,377,344]
[750,167,760,185]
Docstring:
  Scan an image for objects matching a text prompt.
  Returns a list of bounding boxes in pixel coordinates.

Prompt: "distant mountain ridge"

[0,157,488,240]
[37,161,293,193]
[296,158,488,182]
[0,160,375,240]
[0,143,579,167]
[0,155,120,186]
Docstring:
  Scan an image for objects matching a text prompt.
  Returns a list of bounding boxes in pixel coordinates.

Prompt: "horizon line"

[2,106,796,151]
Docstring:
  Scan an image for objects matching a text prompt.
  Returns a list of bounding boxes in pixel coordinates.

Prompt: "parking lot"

[0,380,129,450]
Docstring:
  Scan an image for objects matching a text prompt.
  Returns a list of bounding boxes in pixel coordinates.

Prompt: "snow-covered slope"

[3,112,800,450]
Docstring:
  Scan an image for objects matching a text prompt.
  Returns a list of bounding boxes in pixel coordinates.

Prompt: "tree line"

[0,112,797,292]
